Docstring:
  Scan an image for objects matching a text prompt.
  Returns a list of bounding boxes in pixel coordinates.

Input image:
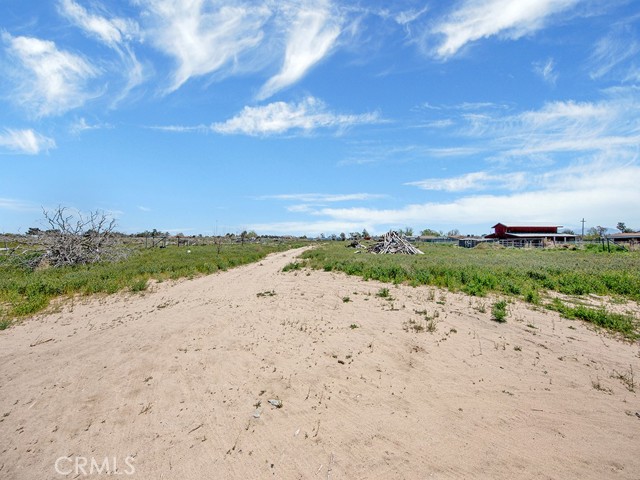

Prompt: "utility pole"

[580,218,585,241]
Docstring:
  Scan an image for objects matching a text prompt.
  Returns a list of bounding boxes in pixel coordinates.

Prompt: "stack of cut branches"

[367,231,424,255]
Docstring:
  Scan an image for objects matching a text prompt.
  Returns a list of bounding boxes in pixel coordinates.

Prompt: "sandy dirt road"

[1,246,639,479]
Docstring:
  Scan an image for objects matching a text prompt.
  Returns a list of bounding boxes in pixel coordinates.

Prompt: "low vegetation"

[0,242,303,329]
[302,243,640,300]
[301,242,640,339]
[491,300,508,323]
[548,299,638,340]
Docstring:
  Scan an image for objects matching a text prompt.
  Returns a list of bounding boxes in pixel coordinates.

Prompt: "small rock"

[252,409,261,418]
[268,399,283,409]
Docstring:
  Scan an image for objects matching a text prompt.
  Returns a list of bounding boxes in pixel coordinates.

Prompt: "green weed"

[376,287,390,298]
[547,299,638,340]
[130,278,148,292]
[0,242,302,325]
[492,300,508,323]
[282,261,304,272]
[301,243,640,303]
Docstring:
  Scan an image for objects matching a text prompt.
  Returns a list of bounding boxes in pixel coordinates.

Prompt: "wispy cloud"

[431,0,580,59]
[406,171,527,192]
[589,25,640,80]
[338,143,481,166]
[533,57,558,85]
[70,118,113,135]
[306,162,640,233]
[416,101,507,112]
[211,96,381,136]
[0,197,39,212]
[351,92,640,169]
[58,0,144,100]
[0,128,56,154]
[58,0,139,47]
[251,162,640,235]
[2,33,99,117]
[248,220,371,237]
[257,2,342,99]
[446,92,640,161]
[137,0,270,93]
[262,193,386,203]
[502,97,640,156]
[147,124,208,133]
[394,6,430,26]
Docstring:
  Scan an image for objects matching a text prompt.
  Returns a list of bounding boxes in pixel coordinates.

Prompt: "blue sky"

[1,0,639,236]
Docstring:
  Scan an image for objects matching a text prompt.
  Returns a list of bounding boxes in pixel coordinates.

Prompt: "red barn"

[485,223,576,244]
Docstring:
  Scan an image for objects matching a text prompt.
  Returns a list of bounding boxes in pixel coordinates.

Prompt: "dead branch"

[35,207,128,267]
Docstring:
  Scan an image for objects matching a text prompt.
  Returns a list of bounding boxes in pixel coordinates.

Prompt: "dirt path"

[1,247,639,479]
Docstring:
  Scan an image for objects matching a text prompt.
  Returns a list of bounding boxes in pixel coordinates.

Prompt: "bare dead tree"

[37,207,127,267]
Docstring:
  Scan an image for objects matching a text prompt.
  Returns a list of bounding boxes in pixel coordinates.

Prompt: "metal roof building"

[485,223,576,241]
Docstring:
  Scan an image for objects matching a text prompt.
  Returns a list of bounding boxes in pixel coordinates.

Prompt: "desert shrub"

[282,262,302,272]
[491,300,508,323]
[376,287,390,298]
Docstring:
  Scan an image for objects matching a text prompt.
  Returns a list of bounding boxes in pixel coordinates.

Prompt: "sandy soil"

[1,247,639,479]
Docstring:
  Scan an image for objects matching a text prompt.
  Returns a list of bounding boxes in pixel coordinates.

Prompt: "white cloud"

[58,0,144,100]
[450,95,640,160]
[423,119,455,128]
[70,118,113,135]
[137,0,270,92]
[406,171,527,192]
[128,1,348,97]
[58,0,139,47]
[263,193,385,203]
[533,57,558,85]
[518,99,611,126]
[394,6,430,26]
[0,198,39,212]
[432,0,579,59]
[2,33,99,117]
[257,2,342,99]
[0,128,56,154]
[338,143,481,166]
[147,124,208,133]
[590,26,640,80]
[313,162,640,231]
[248,220,371,237]
[504,98,639,156]
[211,96,381,136]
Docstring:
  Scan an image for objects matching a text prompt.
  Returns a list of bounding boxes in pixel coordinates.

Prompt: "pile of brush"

[367,231,424,255]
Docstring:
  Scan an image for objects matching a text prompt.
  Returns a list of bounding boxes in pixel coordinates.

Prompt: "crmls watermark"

[54,456,136,476]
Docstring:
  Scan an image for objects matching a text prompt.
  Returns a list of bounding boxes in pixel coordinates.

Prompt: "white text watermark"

[54,456,135,476]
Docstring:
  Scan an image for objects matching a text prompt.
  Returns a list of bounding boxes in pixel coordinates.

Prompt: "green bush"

[491,300,508,323]
[376,287,390,298]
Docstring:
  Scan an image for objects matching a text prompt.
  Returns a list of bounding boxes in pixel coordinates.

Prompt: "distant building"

[485,223,576,247]
[608,232,640,244]
[458,237,493,248]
